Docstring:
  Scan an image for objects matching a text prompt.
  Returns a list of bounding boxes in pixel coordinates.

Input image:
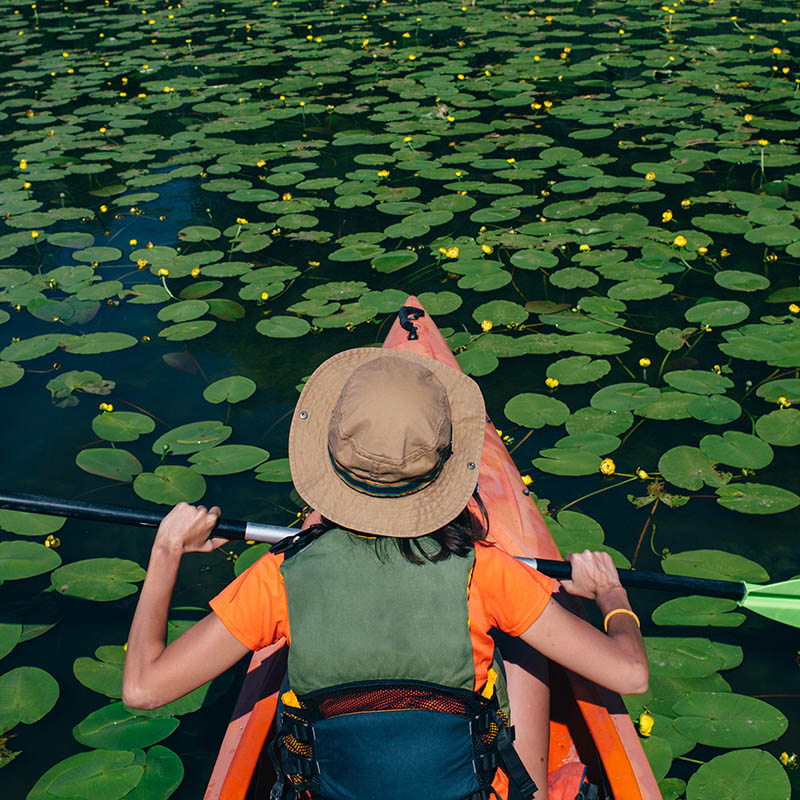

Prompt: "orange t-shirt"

[210,540,556,692]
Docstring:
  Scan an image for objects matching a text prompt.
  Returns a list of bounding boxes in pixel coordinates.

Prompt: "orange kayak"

[205,295,659,800]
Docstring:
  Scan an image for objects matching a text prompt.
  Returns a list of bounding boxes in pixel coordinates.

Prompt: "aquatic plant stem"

[556,476,638,513]
[508,428,534,455]
[631,499,659,569]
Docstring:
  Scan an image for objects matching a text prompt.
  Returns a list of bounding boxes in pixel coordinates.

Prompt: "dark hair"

[300,489,490,564]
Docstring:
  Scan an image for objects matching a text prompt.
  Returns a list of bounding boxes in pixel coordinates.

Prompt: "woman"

[123,348,648,800]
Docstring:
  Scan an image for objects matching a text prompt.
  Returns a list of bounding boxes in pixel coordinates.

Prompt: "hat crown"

[328,357,451,484]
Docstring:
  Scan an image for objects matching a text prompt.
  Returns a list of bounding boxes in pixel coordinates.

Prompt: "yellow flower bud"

[157,268,169,277]
[757,138,769,147]
[481,244,493,255]
[190,267,201,278]
[661,209,673,223]
[261,292,269,301]
[579,243,591,252]
[778,396,792,408]
[599,458,616,476]
[446,246,459,259]
[236,217,248,225]
[639,357,651,367]
[31,230,39,239]
[744,113,754,123]
[681,199,691,208]
[636,468,649,481]
[789,304,800,314]
[481,320,493,332]
[521,474,533,486]
[545,377,559,389]
[282,192,292,201]
[645,171,655,181]
[672,235,687,248]
[638,709,654,737]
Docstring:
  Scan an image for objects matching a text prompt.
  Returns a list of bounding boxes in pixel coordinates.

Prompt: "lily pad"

[699,432,773,470]
[456,349,499,377]
[62,332,138,355]
[76,448,142,482]
[73,702,179,749]
[472,300,528,327]
[417,291,462,315]
[254,458,292,482]
[123,745,183,800]
[504,393,571,429]
[715,483,800,515]
[0,667,59,734]
[0,361,24,388]
[133,466,207,505]
[158,320,217,341]
[152,421,232,455]
[645,637,733,678]
[27,749,144,800]
[73,655,123,699]
[591,383,660,411]
[51,558,145,601]
[755,409,800,446]
[714,271,770,292]
[686,749,789,800]
[652,597,745,628]
[256,316,311,338]
[189,445,270,475]
[547,356,611,386]
[662,550,769,583]
[663,370,733,395]
[203,376,256,404]
[673,693,787,748]
[658,446,729,491]
[157,300,209,323]
[0,510,65,537]
[533,448,601,476]
[92,411,156,442]
[0,541,61,581]
[566,407,633,436]
[371,251,418,273]
[685,300,750,327]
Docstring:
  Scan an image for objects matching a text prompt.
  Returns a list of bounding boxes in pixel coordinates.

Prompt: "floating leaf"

[663,370,733,395]
[0,541,61,581]
[687,395,741,425]
[256,316,311,338]
[417,291,462,315]
[0,667,59,734]
[133,466,207,505]
[652,597,745,628]
[662,550,769,583]
[62,332,138,355]
[755,409,800,446]
[0,510,65,537]
[158,320,217,341]
[27,749,144,800]
[685,300,749,327]
[0,361,24,388]
[533,448,601,476]
[640,736,673,783]
[157,300,209,323]
[73,655,122,699]
[51,558,145,601]
[73,701,179,750]
[566,408,633,436]
[203,376,256,404]
[674,693,787,748]
[189,445,270,475]
[504,393,571,429]
[714,271,770,292]
[547,356,611,386]
[755,379,800,404]
[254,458,292,482]
[472,300,528,327]
[659,446,729,491]
[76,448,142,482]
[699,432,773,470]
[645,637,730,678]
[371,251,418,273]
[92,411,155,443]
[686,749,789,800]
[591,383,660,411]
[715,483,800,515]
[123,745,184,800]
[152,421,232,455]
[0,621,22,661]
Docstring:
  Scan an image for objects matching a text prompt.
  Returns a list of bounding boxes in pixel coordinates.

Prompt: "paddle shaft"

[0,491,746,601]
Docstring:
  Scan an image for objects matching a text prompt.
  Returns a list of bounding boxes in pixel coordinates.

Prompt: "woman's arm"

[122,503,251,710]
[519,550,649,696]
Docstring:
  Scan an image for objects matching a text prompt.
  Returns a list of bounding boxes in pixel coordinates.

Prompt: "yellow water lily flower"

[661,209,673,223]
[282,192,292,201]
[521,474,533,486]
[639,357,651,367]
[599,458,616,476]
[481,244,493,255]
[446,246,459,259]
[137,258,148,269]
[190,267,201,278]
[636,468,649,481]
[744,113,754,123]
[757,138,769,147]
[645,171,655,181]
[545,377,559,389]
[778,396,792,408]
[377,169,390,178]
[673,235,687,247]
[481,320,493,332]
[638,709,654,737]
[157,268,169,277]
[579,243,591,252]
[30,230,39,239]
[789,304,800,314]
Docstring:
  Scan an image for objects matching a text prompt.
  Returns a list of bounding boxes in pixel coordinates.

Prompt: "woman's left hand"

[153,502,227,556]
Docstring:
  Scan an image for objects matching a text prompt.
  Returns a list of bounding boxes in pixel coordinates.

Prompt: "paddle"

[2,491,798,628]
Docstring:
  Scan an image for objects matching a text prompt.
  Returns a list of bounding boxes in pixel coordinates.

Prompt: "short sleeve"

[472,544,558,637]
[209,552,289,651]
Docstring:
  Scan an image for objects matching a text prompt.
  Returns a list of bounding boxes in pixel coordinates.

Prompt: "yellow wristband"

[603,608,640,633]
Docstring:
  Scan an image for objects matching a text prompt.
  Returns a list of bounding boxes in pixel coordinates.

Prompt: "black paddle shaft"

[0,491,249,540]
[527,558,746,601]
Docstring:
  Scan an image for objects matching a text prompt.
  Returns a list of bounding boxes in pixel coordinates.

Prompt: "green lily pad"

[659,446,729,491]
[254,458,292,482]
[329,244,385,262]
[659,778,686,800]
[713,271,770,292]
[591,383,660,411]
[715,483,800,515]
[699,432,773,469]
[544,511,605,552]
[0,667,59,734]
[755,379,800,404]
[674,693,786,748]
[755,408,800,446]
[133,466,207,505]
[686,749,789,800]
[533,448,601,476]
[553,433,620,455]
[645,637,730,678]
[0,621,22,661]
[662,550,769,583]
[504,393,571,429]
[203,376,256,404]
[27,749,143,800]
[0,541,61,581]
[417,291,462,315]
[655,327,693,351]
[663,370,733,395]
[123,745,183,800]
[472,300,528,327]
[640,736,673,783]
[256,316,311,338]
[73,702,179,749]
[51,558,145,601]
[688,392,741,425]
[685,300,750,327]
[73,655,123,698]
[72,246,123,264]
[157,300,209,323]
[644,673,732,717]
[189,445,270,475]
[0,361,24,388]
[652,597,745,628]
[510,250,559,270]
[0,510,65,537]
[635,390,694,421]
[92,411,156,442]
[456,348,499,377]
[371,251,418,273]
[607,280,672,301]
[152,421,232,455]
[1,334,61,362]
[547,356,611,386]
[62,332,138,355]
[178,225,220,242]
[158,320,217,341]
[76,448,142,482]
[566,408,633,436]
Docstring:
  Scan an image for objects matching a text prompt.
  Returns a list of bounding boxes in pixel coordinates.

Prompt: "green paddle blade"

[740,578,800,628]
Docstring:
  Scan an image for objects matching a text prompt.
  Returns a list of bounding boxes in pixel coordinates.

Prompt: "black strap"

[398,305,424,340]
[495,723,538,800]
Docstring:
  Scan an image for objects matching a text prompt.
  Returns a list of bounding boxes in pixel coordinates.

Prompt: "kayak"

[204,295,659,800]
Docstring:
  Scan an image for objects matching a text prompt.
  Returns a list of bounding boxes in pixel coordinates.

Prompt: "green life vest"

[271,528,534,800]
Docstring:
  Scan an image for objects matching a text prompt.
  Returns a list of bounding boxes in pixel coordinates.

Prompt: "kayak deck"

[205,297,658,800]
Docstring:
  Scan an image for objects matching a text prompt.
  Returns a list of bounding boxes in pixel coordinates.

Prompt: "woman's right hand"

[153,502,227,556]
[560,550,625,602]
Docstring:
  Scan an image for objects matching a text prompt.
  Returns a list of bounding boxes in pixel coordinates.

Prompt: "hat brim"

[288,348,485,537]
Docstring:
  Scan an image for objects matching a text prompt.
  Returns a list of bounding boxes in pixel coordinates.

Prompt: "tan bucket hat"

[288,348,486,537]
